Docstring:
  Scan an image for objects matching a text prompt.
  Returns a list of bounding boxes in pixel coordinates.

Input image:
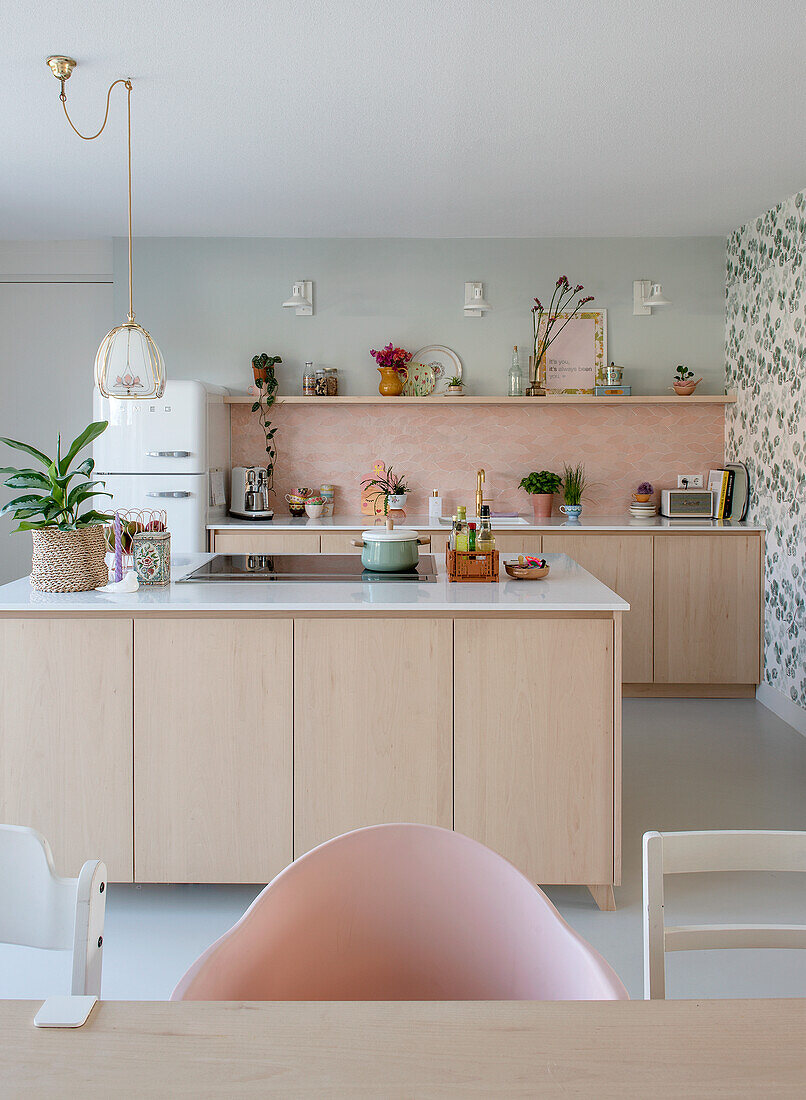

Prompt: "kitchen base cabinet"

[294,618,453,857]
[543,534,653,683]
[654,534,762,684]
[134,618,293,883]
[454,617,617,890]
[0,619,133,881]
[212,531,320,554]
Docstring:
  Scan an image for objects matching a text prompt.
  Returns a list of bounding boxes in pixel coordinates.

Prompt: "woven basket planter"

[30,526,109,592]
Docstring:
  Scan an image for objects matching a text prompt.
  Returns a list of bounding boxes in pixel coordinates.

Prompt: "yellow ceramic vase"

[377,366,408,396]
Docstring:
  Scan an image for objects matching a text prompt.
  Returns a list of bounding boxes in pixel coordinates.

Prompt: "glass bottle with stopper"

[508,346,524,397]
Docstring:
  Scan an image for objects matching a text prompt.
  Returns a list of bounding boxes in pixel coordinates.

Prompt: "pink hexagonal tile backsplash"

[231,403,725,515]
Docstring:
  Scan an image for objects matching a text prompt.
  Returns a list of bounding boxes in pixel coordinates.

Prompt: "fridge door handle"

[146,491,193,498]
[146,450,192,458]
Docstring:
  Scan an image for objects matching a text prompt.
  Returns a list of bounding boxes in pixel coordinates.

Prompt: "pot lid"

[361,518,419,542]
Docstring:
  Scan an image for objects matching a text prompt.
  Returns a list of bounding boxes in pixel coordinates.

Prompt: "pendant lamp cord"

[59,76,135,321]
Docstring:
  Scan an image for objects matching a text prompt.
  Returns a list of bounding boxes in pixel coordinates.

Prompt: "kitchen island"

[0,552,627,909]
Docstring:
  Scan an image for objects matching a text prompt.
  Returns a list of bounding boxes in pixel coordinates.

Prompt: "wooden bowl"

[504,562,550,581]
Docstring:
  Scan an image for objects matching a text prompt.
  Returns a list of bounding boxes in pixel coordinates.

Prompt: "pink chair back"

[172,824,627,1001]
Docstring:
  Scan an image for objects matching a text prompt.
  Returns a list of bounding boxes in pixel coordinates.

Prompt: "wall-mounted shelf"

[224,394,736,406]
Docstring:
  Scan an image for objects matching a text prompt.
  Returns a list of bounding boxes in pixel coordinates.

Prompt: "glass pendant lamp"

[47,56,165,398]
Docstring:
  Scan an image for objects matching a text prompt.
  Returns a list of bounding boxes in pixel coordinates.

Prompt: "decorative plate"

[409,345,463,393]
[402,361,436,396]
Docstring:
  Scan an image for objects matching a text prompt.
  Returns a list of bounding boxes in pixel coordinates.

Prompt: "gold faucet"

[476,469,485,518]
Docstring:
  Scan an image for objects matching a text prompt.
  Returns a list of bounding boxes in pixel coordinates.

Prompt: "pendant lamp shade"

[95,320,165,399]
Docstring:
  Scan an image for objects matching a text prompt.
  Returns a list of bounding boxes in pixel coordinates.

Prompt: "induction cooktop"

[178,554,438,583]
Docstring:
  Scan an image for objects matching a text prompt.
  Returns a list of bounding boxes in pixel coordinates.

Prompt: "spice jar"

[314,368,327,396]
[324,368,339,396]
[303,362,315,396]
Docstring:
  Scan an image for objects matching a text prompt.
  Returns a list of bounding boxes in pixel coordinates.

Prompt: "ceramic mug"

[294,487,313,499]
[560,504,582,521]
[305,501,325,519]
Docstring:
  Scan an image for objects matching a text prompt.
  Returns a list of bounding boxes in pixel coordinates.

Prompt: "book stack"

[708,469,735,518]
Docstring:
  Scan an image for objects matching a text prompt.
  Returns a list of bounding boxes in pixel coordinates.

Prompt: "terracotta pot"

[634,493,651,503]
[532,493,554,519]
[377,366,408,396]
[673,377,702,396]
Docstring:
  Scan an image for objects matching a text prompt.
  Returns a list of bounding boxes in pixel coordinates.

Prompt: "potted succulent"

[370,344,412,396]
[634,481,654,502]
[519,470,562,519]
[0,421,113,591]
[673,364,702,396]
[444,376,465,396]
[251,353,282,495]
[560,463,587,521]
[361,465,410,517]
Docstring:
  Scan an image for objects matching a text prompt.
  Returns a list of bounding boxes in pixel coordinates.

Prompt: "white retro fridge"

[93,380,230,552]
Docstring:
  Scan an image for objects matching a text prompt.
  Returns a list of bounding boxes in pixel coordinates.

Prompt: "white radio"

[660,489,715,518]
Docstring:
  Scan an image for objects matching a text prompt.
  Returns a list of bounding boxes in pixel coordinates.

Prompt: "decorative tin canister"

[133,530,171,586]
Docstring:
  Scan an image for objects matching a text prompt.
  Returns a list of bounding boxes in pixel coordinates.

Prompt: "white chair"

[0,824,107,997]
[643,829,806,999]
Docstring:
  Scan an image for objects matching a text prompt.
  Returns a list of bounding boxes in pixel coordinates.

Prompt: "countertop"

[209,512,765,533]
[0,552,629,615]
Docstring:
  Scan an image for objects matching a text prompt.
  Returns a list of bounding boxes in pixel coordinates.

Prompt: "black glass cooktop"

[178,554,438,583]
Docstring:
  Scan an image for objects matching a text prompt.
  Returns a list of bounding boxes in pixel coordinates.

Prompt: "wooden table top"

[2,999,804,1097]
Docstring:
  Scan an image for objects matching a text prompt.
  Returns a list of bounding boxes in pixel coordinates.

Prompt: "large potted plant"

[519,470,562,519]
[0,421,113,591]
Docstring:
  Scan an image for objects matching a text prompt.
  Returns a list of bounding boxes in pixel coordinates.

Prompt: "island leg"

[588,885,616,911]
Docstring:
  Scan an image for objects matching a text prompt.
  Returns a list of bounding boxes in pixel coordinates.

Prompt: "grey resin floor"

[2,699,805,1000]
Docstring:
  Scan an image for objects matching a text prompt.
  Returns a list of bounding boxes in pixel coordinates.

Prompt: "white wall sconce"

[282,281,313,316]
[464,281,490,317]
[633,280,670,315]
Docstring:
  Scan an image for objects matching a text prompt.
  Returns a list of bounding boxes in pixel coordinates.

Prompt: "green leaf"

[59,421,108,474]
[251,402,260,413]
[76,457,95,478]
[3,470,51,490]
[0,437,51,468]
[68,488,113,510]
[0,493,47,517]
[75,509,114,526]
[67,479,107,508]
[13,520,52,532]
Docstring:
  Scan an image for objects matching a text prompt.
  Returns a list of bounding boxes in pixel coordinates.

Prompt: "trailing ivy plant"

[0,420,112,531]
[251,353,282,492]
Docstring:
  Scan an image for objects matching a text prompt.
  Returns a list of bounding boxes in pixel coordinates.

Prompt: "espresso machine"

[229,466,274,520]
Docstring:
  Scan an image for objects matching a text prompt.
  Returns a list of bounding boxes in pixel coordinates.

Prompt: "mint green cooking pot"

[351,524,431,571]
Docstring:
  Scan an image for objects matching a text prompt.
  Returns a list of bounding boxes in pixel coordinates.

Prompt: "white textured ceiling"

[4,0,805,238]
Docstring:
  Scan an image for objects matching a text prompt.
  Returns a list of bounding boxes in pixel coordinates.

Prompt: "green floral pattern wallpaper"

[725,189,805,711]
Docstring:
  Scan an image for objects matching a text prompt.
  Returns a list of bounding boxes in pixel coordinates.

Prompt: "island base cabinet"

[454,618,616,888]
[134,618,293,883]
[0,619,133,881]
[294,618,452,857]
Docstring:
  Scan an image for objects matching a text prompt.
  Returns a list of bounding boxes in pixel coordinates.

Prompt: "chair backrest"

[0,824,107,996]
[643,829,806,999]
[172,823,628,1001]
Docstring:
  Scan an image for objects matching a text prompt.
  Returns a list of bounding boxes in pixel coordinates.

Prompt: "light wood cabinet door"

[134,618,293,882]
[454,618,615,885]
[654,534,762,684]
[495,534,542,555]
[212,530,320,554]
[319,531,449,556]
[294,618,452,856]
[543,534,653,683]
[0,618,133,880]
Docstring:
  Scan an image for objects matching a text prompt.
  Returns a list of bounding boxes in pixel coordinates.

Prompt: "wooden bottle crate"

[445,548,500,582]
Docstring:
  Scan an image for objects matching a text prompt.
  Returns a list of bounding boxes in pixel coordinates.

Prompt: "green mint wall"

[112,236,725,395]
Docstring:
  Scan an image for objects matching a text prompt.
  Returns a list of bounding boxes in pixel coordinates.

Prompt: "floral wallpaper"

[725,189,806,711]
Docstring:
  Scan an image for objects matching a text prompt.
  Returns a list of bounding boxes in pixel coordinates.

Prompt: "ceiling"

[4,0,805,238]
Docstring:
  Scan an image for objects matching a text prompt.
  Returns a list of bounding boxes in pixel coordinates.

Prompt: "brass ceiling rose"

[46,56,77,81]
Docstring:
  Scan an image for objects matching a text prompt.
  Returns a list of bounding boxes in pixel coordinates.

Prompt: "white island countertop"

[0,553,629,615]
[209,512,764,533]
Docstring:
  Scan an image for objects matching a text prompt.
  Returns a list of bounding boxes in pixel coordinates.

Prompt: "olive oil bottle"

[477,504,495,552]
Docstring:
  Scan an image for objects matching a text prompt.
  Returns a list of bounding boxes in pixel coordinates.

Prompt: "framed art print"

[540,310,607,393]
